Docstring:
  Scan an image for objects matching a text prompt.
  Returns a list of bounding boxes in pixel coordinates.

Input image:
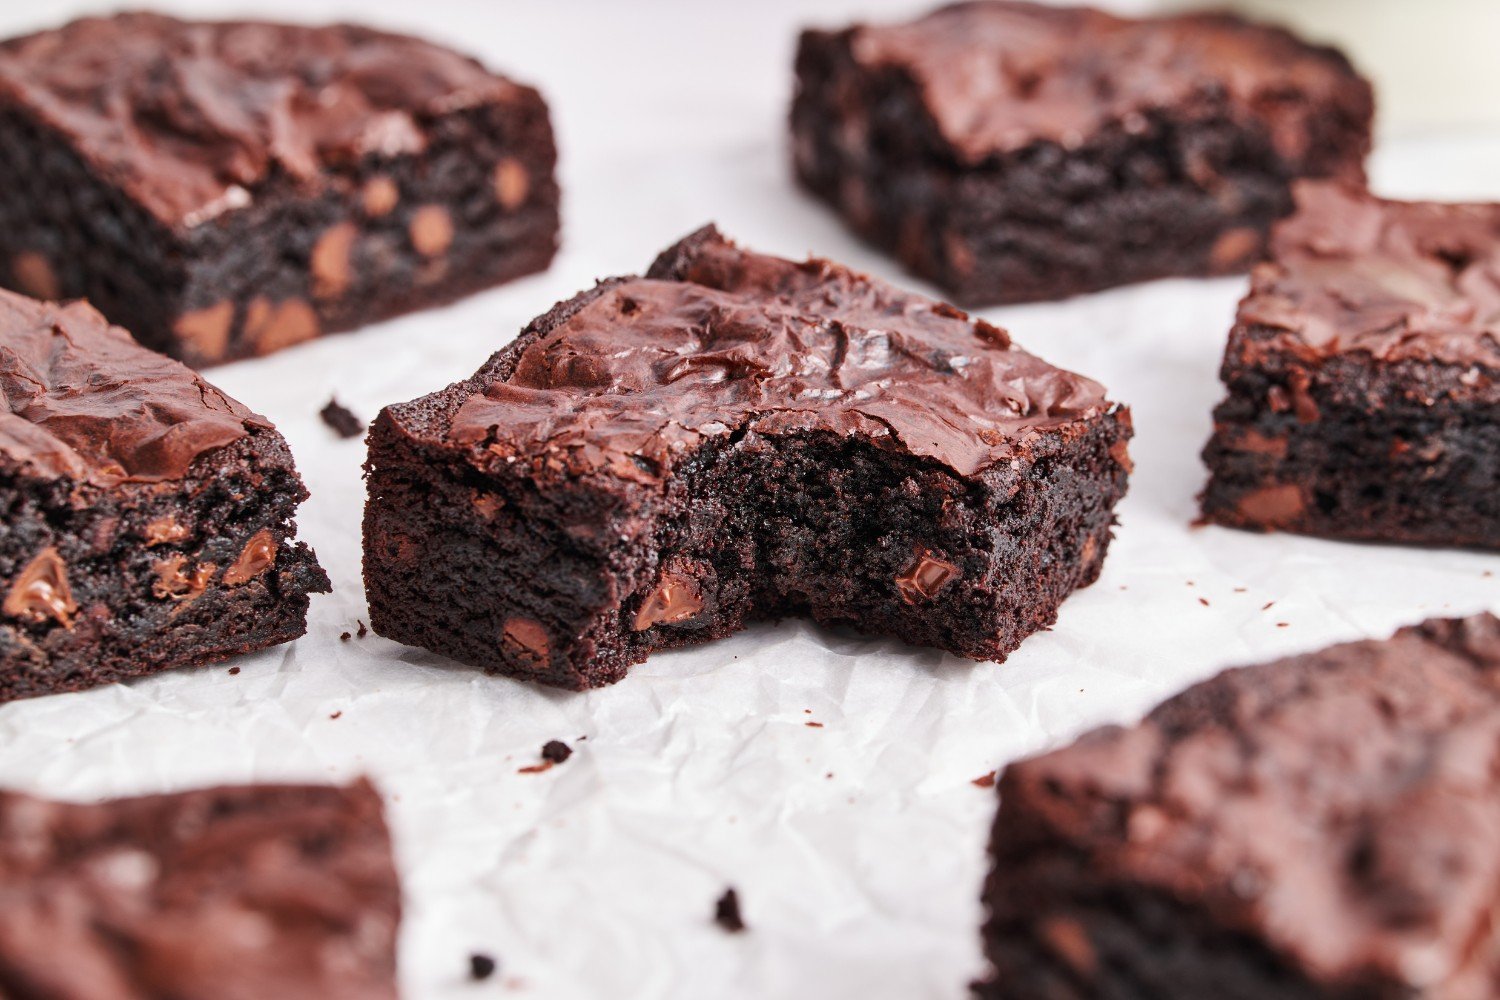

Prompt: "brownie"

[0,780,399,999]
[792,1,1373,306]
[1200,183,1500,548]
[0,289,328,703]
[0,13,559,367]
[363,225,1132,689]
[980,613,1500,999]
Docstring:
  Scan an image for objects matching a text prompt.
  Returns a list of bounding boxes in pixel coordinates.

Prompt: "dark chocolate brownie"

[792,1,1373,305]
[1201,183,1500,548]
[0,13,559,367]
[364,226,1131,689]
[980,613,1500,999]
[0,779,398,999]
[0,289,328,703]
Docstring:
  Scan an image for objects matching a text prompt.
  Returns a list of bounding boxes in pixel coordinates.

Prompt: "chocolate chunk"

[223,529,277,586]
[713,888,746,933]
[320,398,364,439]
[894,550,960,604]
[632,570,704,630]
[501,617,550,665]
[3,547,76,628]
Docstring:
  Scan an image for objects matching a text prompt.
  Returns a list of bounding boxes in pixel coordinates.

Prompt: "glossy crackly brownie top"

[437,226,1115,483]
[837,1,1363,163]
[0,12,529,227]
[1240,183,1500,369]
[0,288,263,486]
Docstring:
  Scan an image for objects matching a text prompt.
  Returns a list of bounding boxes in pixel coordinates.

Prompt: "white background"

[0,2,1497,998]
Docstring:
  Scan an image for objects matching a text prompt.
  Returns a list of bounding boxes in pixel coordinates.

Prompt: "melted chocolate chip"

[501,617,550,664]
[3,548,77,628]
[632,571,704,631]
[894,550,960,604]
[222,529,277,586]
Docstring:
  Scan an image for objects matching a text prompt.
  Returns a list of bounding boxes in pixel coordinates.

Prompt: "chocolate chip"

[540,740,572,764]
[469,953,497,981]
[243,297,320,354]
[320,398,364,439]
[493,158,529,211]
[311,222,358,299]
[11,251,59,300]
[410,205,454,257]
[173,302,235,361]
[362,176,399,217]
[713,888,746,933]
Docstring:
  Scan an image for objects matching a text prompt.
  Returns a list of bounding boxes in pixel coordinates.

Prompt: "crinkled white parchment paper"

[0,1,1497,997]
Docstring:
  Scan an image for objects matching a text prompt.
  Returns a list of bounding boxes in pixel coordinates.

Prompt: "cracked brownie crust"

[792,1,1372,305]
[981,613,1500,999]
[0,289,328,703]
[364,225,1131,688]
[1201,183,1500,549]
[0,780,399,999]
[0,13,559,366]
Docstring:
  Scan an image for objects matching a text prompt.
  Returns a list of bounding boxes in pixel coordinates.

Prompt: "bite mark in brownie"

[1201,183,1500,549]
[363,225,1131,688]
[0,13,559,366]
[0,289,328,703]
[792,1,1373,305]
[980,613,1500,999]
[0,780,399,999]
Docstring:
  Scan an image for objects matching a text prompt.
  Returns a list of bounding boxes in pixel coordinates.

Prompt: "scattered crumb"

[357,620,369,638]
[1485,571,1494,578]
[517,762,552,775]
[825,772,834,780]
[1186,580,1194,587]
[1118,585,1128,591]
[319,397,364,439]
[972,771,997,789]
[1234,587,1248,593]
[714,888,746,933]
[577,735,588,741]
[227,666,240,676]
[340,631,352,642]
[1198,597,1210,607]
[541,740,572,765]
[330,711,342,720]
[1262,601,1275,611]
[468,953,498,982]
[805,721,824,729]
[803,708,812,714]
[1277,622,1290,628]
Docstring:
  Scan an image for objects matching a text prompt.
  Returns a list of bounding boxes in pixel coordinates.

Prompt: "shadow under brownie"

[0,780,399,1000]
[1201,182,1500,549]
[792,1,1372,305]
[0,13,559,367]
[981,612,1500,999]
[0,289,328,703]
[364,225,1132,689]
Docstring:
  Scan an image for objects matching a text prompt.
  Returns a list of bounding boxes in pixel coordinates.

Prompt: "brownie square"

[792,1,1373,306]
[0,13,559,366]
[1201,183,1500,548]
[0,289,329,703]
[364,225,1132,689]
[980,613,1500,998]
[0,780,399,999]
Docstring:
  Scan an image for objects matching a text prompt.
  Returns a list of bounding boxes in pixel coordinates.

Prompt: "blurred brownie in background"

[792,1,1372,305]
[0,289,328,703]
[0,780,399,999]
[0,13,559,366]
[981,612,1500,998]
[364,225,1131,689]
[1202,183,1500,549]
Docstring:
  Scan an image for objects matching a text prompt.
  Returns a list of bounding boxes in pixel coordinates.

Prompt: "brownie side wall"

[1200,326,1500,549]
[791,30,1373,306]
[0,106,186,350]
[0,431,329,702]
[363,404,1131,689]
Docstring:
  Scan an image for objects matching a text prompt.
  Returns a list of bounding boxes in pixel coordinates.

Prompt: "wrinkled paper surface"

[1,1,1498,996]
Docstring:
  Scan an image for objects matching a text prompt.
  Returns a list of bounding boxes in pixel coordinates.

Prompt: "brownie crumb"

[330,711,342,720]
[516,762,551,775]
[320,398,364,439]
[973,771,997,788]
[228,666,241,675]
[357,620,369,638]
[1262,601,1276,611]
[540,740,572,764]
[468,953,497,981]
[805,721,824,728]
[1198,597,1210,607]
[714,888,745,933]
[340,631,352,642]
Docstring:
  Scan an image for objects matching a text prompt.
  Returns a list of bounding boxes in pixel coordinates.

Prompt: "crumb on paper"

[468,952,498,981]
[340,631,351,642]
[1262,601,1275,611]
[972,771,997,789]
[319,397,364,439]
[714,888,745,933]
[227,666,240,675]
[1198,597,1210,607]
[330,711,342,720]
[805,721,823,729]
[541,740,572,764]
[357,620,369,638]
